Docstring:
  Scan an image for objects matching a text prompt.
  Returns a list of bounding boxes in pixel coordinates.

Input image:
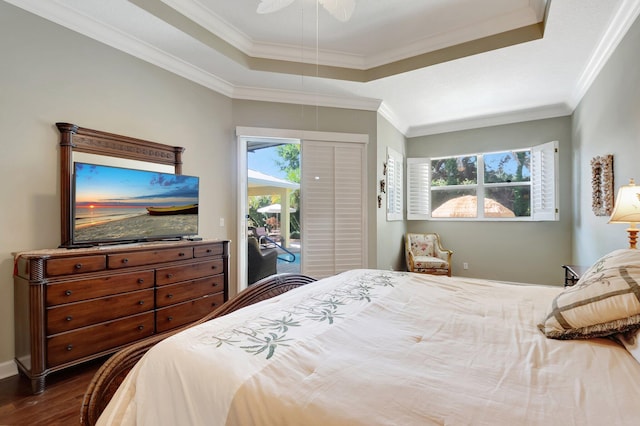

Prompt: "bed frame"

[80,273,317,426]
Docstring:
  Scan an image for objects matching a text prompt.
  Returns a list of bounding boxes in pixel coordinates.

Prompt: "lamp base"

[627,227,638,249]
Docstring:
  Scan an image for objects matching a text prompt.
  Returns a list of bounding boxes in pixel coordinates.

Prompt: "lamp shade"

[609,178,640,224]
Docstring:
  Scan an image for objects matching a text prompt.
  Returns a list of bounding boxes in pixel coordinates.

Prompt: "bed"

[82,249,640,425]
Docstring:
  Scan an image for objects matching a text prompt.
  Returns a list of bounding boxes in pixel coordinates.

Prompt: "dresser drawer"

[47,289,154,335]
[45,255,106,277]
[46,270,154,305]
[194,243,224,258]
[47,311,154,367]
[108,247,194,269]
[156,275,224,308]
[156,259,224,286]
[156,293,225,333]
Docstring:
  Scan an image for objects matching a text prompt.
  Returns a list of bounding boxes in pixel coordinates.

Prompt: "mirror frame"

[56,122,185,247]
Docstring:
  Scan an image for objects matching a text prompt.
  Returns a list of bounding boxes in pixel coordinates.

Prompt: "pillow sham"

[539,249,640,339]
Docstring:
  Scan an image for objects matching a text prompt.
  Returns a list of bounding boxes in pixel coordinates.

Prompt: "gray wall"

[0,2,236,370]
[406,117,574,285]
[376,114,407,271]
[572,13,640,265]
[0,3,381,373]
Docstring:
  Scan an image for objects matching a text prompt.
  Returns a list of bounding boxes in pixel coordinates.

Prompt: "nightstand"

[561,265,589,287]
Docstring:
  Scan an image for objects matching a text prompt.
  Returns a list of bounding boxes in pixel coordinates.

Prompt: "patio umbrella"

[432,195,515,218]
[257,203,297,214]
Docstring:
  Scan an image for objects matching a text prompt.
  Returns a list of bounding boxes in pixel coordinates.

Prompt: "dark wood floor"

[0,359,103,426]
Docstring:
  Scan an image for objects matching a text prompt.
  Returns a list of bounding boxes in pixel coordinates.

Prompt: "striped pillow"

[539,249,640,339]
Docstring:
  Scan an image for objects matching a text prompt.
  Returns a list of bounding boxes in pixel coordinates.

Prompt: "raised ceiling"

[6,0,640,136]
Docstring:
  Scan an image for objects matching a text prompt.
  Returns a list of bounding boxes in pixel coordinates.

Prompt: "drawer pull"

[167,316,173,322]
[211,283,218,288]
[179,252,185,257]
[64,290,72,296]
[166,273,174,279]
[206,249,212,253]
[211,302,218,308]
[122,258,129,264]
[211,265,217,270]
[138,300,145,305]
[74,263,83,270]
[137,278,145,284]
[167,293,173,299]
[137,325,145,331]
[66,344,73,351]
[65,316,73,322]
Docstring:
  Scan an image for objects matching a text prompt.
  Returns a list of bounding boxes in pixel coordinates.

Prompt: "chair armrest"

[261,248,278,261]
[433,245,453,263]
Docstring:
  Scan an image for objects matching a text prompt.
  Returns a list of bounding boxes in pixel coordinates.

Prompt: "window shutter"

[301,140,366,278]
[386,147,403,221]
[531,141,559,221]
[407,157,431,220]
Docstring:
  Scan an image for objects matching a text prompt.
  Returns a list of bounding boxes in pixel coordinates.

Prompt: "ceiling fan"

[257,0,356,22]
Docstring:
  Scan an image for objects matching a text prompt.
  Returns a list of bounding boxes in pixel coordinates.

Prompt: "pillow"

[539,249,640,339]
[616,328,640,364]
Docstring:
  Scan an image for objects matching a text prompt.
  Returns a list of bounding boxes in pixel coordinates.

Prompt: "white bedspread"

[99,270,640,425]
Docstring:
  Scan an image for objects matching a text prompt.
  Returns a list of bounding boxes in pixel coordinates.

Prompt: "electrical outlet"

[219,217,225,227]
[463,262,469,270]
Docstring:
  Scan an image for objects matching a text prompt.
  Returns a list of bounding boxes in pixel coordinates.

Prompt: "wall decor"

[590,154,614,216]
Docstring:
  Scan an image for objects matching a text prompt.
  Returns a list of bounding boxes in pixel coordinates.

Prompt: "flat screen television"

[71,162,199,246]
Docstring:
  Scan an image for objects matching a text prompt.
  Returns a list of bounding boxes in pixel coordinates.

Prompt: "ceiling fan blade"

[256,0,296,14]
[318,0,356,22]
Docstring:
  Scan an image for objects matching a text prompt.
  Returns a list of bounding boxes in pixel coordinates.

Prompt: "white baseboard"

[0,359,18,380]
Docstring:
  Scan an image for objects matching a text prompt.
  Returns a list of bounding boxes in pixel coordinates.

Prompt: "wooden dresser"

[13,239,229,393]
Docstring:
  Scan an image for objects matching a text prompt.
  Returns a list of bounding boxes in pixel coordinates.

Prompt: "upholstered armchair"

[248,236,278,284]
[405,233,453,276]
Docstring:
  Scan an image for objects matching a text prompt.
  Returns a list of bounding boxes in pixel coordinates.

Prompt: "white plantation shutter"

[386,147,403,221]
[301,140,366,279]
[407,157,431,220]
[531,141,559,221]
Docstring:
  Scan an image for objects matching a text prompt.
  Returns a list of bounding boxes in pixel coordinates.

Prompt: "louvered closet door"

[301,140,366,279]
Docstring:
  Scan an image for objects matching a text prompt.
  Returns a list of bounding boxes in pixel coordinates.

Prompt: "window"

[386,147,403,221]
[407,141,558,221]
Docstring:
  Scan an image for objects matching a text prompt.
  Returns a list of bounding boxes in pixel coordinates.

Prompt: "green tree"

[275,144,300,183]
[275,144,301,235]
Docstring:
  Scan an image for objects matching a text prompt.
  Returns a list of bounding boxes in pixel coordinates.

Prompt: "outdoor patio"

[275,243,300,274]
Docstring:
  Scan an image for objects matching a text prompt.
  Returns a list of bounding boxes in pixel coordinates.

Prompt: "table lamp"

[609,178,640,249]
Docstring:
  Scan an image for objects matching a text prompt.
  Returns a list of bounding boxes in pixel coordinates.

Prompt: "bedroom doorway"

[236,127,369,292]
[246,138,302,282]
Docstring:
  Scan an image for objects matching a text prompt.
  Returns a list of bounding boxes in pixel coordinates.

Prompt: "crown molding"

[161,0,254,54]
[161,0,547,71]
[5,0,235,97]
[365,5,544,69]
[569,0,640,109]
[377,103,409,137]
[232,86,381,111]
[406,102,573,138]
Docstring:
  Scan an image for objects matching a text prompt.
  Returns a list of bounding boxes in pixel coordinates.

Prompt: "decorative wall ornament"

[591,154,614,216]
